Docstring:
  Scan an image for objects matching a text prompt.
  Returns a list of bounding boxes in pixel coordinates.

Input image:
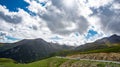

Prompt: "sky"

[0,0,120,46]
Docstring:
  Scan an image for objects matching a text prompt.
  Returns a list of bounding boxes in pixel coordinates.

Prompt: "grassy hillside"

[80,45,120,54]
[0,44,3,46]
[52,44,120,56]
[0,57,68,67]
[0,57,120,67]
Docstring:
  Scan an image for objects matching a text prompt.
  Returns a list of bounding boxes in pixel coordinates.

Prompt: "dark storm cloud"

[0,11,22,24]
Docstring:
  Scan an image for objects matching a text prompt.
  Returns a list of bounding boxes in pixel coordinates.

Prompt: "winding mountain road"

[56,56,120,64]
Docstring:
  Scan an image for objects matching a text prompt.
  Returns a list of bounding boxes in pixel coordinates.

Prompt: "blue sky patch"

[35,0,47,6]
[5,36,19,41]
[40,2,46,6]
[85,29,98,39]
[50,36,63,40]
[0,0,29,12]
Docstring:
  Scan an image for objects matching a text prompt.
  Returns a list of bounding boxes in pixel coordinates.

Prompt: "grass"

[0,58,16,63]
[0,43,120,67]
[0,57,68,67]
[51,44,120,56]
[58,44,120,56]
[0,57,120,67]
[0,44,3,47]
[79,45,120,54]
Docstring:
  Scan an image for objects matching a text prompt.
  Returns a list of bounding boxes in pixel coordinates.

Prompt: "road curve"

[56,56,120,64]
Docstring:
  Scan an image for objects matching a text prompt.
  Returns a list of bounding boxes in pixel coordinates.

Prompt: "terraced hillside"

[0,57,120,67]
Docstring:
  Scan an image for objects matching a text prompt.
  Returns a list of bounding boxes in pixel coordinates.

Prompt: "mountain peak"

[18,38,45,43]
[109,34,120,39]
[110,34,119,38]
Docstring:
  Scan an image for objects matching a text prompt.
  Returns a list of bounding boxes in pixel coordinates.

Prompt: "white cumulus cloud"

[0,0,120,46]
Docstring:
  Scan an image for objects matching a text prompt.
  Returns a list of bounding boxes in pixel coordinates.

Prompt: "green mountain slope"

[51,44,120,57]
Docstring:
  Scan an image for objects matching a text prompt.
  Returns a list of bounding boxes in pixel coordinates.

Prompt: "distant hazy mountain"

[0,38,74,63]
[75,34,120,51]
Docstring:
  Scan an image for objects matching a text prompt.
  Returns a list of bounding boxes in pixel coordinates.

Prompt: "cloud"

[0,0,120,45]
[90,0,120,35]
[0,11,22,24]
[37,0,89,35]
[41,13,89,35]
[87,0,113,8]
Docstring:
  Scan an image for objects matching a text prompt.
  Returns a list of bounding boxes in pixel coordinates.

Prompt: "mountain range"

[0,38,74,63]
[76,34,120,51]
[0,34,120,63]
